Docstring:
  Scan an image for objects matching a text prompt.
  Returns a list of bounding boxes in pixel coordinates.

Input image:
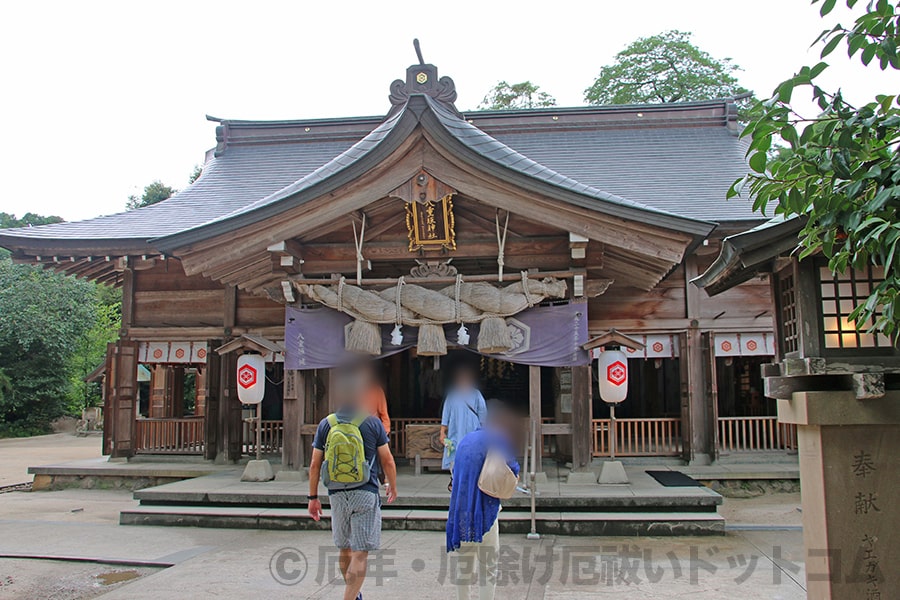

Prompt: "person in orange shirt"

[361,364,391,434]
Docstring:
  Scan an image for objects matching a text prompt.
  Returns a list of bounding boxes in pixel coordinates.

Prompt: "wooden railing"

[389,417,441,457]
[718,416,798,452]
[592,418,683,457]
[135,417,204,454]
[243,420,284,456]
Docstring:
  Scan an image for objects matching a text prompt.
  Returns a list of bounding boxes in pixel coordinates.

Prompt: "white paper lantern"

[597,349,628,404]
[236,354,266,404]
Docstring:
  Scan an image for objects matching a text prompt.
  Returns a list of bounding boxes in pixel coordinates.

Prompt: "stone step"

[134,488,722,513]
[120,505,725,536]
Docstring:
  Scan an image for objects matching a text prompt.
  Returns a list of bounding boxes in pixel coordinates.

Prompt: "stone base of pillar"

[688,453,712,466]
[241,459,275,482]
[598,460,629,484]
[274,469,308,482]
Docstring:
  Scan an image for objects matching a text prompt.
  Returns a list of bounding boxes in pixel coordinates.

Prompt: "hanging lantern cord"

[352,214,367,285]
[495,210,509,282]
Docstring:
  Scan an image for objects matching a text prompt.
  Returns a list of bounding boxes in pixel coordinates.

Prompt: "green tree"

[584,30,755,114]
[478,81,557,110]
[69,285,121,410]
[189,165,203,184]
[0,212,63,229]
[734,0,900,335]
[126,180,176,210]
[0,259,98,435]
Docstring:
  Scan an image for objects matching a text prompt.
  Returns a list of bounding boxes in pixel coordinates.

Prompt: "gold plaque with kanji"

[406,194,456,252]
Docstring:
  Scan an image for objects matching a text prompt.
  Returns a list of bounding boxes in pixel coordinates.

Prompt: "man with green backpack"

[308,366,398,600]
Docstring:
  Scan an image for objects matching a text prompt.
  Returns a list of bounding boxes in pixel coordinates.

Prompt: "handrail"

[591,417,682,457]
[135,417,204,454]
[718,416,797,452]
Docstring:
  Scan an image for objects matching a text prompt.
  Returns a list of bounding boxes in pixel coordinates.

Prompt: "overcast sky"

[1,0,897,222]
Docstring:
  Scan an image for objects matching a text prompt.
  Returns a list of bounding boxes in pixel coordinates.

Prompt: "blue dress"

[440,388,487,470]
[446,428,520,552]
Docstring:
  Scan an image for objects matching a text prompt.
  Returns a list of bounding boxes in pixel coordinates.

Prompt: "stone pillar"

[779,390,900,598]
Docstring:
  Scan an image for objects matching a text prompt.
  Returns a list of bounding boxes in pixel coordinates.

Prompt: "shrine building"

[0,59,789,471]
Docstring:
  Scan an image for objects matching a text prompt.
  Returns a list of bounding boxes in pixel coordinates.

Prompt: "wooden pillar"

[327,368,337,413]
[282,370,306,472]
[528,365,543,472]
[194,369,207,417]
[170,366,185,417]
[203,340,222,461]
[683,257,712,464]
[120,267,134,335]
[148,365,168,418]
[571,364,592,472]
[217,350,242,462]
[106,340,138,459]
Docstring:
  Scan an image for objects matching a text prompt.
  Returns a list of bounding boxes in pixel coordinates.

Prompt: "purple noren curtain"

[284,302,590,370]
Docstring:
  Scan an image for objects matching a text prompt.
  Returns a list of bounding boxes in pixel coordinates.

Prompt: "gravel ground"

[0,559,160,600]
[0,433,102,486]
[720,492,803,527]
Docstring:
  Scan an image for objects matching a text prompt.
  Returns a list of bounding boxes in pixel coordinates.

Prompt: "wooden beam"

[224,285,237,336]
[298,237,569,263]
[290,269,575,287]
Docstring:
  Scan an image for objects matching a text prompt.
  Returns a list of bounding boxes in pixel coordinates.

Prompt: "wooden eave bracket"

[268,240,304,274]
[582,329,646,352]
[215,333,284,358]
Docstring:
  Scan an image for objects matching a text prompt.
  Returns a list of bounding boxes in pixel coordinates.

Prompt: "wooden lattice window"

[819,265,892,349]
[778,270,799,355]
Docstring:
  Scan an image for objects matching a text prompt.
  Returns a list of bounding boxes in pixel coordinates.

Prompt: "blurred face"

[332,365,366,409]
[454,369,475,390]
[486,401,522,445]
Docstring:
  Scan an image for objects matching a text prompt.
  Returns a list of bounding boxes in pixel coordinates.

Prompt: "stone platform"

[120,465,726,536]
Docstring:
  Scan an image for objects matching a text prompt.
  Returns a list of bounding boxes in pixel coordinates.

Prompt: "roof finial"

[413,39,425,66]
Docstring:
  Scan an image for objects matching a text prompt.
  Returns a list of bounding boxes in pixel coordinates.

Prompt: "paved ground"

[0,487,806,599]
[0,435,806,598]
[0,434,101,486]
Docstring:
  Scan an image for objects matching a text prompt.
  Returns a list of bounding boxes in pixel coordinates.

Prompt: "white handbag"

[477,448,517,499]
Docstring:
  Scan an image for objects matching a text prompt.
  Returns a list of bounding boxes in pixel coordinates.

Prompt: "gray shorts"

[329,489,382,551]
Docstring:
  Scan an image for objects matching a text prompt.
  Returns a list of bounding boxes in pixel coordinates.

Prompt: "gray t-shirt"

[312,411,389,495]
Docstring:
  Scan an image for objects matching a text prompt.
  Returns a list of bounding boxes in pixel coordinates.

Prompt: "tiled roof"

[0,94,751,252]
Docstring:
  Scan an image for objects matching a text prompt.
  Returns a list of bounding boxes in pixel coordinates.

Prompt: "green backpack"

[322,413,372,490]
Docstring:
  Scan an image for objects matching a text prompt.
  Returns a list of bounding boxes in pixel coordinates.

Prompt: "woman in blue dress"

[439,367,487,471]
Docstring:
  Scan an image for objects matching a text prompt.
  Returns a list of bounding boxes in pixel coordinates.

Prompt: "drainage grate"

[0,482,33,494]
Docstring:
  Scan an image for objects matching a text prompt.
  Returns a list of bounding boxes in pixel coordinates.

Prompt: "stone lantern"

[694,217,900,600]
